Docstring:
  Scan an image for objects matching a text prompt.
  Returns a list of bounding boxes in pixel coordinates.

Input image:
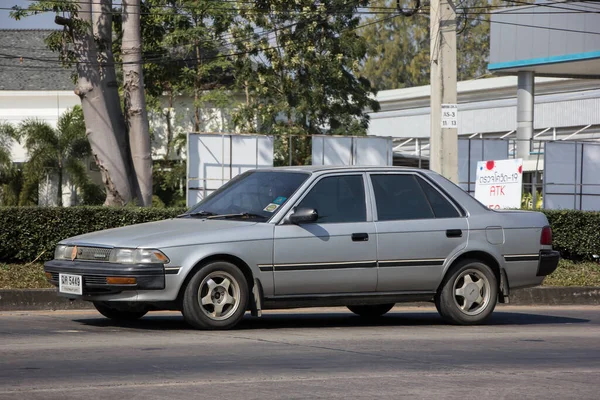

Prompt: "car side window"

[370,174,435,221]
[416,177,461,218]
[296,175,366,223]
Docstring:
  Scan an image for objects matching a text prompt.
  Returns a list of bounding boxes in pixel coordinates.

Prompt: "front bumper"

[44,259,165,295]
[537,250,560,277]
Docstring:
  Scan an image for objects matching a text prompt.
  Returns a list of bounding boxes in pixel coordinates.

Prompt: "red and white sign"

[474,159,523,210]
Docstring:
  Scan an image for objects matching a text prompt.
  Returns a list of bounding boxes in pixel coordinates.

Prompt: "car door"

[368,172,469,292]
[272,173,378,295]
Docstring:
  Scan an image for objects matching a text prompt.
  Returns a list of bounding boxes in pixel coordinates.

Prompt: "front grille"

[48,272,107,285]
[84,275,108,285]
[74,246,113,262]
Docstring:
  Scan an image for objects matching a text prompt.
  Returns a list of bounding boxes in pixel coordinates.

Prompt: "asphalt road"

[1,305,599,400]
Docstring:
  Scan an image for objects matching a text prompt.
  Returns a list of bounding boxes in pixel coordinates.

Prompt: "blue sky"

[1,0,57,29]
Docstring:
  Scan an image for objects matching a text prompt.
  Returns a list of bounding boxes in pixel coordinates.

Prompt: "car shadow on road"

[73,308,591,331]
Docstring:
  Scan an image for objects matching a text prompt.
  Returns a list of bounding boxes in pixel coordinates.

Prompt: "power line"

[0,12,405,70]
[0,9,335,61]
[464,14,600,35]
[502,0,600,12]
[8,0,408,17]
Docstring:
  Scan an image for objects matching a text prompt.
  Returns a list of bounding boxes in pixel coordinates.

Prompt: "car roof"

[257,165,429,174]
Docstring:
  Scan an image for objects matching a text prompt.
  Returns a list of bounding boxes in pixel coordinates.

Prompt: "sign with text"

[474,158,523,209]
[441,104,458,129]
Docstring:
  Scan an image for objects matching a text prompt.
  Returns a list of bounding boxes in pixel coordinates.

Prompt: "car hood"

[60,218,261,249]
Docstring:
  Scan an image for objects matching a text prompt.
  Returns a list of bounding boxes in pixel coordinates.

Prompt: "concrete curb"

[1,287,599,311]
[0,289,93,311]
[507,286,600,306]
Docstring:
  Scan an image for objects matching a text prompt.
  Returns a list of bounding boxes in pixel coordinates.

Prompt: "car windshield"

[185,170,310,221]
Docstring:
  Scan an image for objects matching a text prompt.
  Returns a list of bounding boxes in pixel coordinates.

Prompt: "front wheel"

[436,259,498,325]
[93,302,148,322]
[347,304,395,318]
[181,261,249,330]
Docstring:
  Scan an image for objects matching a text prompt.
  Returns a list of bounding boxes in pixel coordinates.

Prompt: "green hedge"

[0,207,186,263]
[1,207,600,264]
[542,209,600,262]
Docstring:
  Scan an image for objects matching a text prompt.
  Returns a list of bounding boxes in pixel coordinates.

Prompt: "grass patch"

[0,263,52,289]
[542,259,600,287]
[1,260,599,289]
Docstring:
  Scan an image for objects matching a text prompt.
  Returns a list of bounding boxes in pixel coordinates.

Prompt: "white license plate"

[59,273,83,295]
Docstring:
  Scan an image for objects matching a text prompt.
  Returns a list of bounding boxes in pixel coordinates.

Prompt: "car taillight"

[541,226,552,246]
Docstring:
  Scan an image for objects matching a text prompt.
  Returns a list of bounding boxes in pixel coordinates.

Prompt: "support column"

[517,71,534,160]
[429,0,458,183]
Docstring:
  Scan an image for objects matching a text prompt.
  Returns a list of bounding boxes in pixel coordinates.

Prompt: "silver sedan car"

[44,166,559,329]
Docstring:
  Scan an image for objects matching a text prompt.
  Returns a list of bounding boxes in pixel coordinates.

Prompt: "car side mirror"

[289,207,318,224]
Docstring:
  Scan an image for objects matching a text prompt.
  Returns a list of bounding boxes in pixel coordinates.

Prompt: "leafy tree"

[229,0,380,165]
[359,0,503,90]
[230,0,380,136]
[8,106,102,207]
[11,0,151,206]
[162,0,236,132]
[0,124,12,176]
[0,125,20,206]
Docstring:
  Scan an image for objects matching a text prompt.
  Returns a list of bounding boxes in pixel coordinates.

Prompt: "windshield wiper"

[181,210,217,218]
[206,212,266,220]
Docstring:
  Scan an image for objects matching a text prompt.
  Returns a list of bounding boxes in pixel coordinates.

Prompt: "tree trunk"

[56,1,132,206]
[57,169,63,207]
[194,41,201,132]
[164,90,174,160]
[93,0,135,197]
[122,0,152,206]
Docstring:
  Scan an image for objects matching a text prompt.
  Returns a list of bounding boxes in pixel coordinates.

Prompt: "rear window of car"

[370,174,459,221]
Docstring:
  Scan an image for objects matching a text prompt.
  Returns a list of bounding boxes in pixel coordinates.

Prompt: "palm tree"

[0,123,13,174]
[13,106,97,207]
[0,123,19,205]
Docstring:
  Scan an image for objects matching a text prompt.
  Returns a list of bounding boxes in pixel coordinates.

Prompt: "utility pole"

[429,0,458,183]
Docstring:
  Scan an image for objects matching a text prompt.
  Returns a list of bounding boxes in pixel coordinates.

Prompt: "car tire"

[437,259,498,325]
[93,302,148,321]
[182,261,249,330]
[347,304,395,318]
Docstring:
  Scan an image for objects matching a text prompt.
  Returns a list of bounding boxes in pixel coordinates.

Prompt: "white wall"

[0,90,243,205]
[0,91,80,162]
[367,77,600,138]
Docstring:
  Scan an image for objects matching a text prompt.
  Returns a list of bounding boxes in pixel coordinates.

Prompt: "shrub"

[0,206,186,263]
[541,209,600,261]
[1,206,599,264]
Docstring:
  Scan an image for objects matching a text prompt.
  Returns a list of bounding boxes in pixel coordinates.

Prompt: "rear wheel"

[347,303,395,318]
[436,259,498,325]
[93,302,148,322]
[182,261,249,330]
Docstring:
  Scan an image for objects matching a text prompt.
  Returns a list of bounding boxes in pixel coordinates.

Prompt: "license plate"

[59,273,83,295]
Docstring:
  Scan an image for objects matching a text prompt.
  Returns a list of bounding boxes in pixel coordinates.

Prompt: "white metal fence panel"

[544,141,600,210]
[186,133,274,207]
[458,139,509,195]
[312,136,393,166]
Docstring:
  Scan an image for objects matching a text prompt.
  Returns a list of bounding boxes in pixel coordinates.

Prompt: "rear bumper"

[44,259,165,295]
[537,250,560,277]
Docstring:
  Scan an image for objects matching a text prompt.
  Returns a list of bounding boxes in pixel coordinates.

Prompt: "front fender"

[162,237,274,301]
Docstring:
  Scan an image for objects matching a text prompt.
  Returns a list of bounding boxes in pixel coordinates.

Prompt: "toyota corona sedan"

[44,166,559,329]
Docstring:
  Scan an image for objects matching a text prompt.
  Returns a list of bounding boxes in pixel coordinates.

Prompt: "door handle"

[446,229,463,238]
[352,232,369,242]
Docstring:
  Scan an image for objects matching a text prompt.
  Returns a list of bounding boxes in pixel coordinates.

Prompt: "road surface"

[1,305,599,399]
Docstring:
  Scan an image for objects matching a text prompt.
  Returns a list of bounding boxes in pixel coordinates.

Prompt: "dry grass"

[1,260,599,290]
[0,263,52,289]
[542,259,600,287]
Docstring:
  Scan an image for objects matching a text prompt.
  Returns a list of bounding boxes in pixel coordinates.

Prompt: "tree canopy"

[359,0,503,91]
[4,106,101,207]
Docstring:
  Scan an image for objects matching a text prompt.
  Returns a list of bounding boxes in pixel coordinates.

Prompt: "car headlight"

[110,248,170,264]
[54,245,71,260]
[53,245,169,264]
